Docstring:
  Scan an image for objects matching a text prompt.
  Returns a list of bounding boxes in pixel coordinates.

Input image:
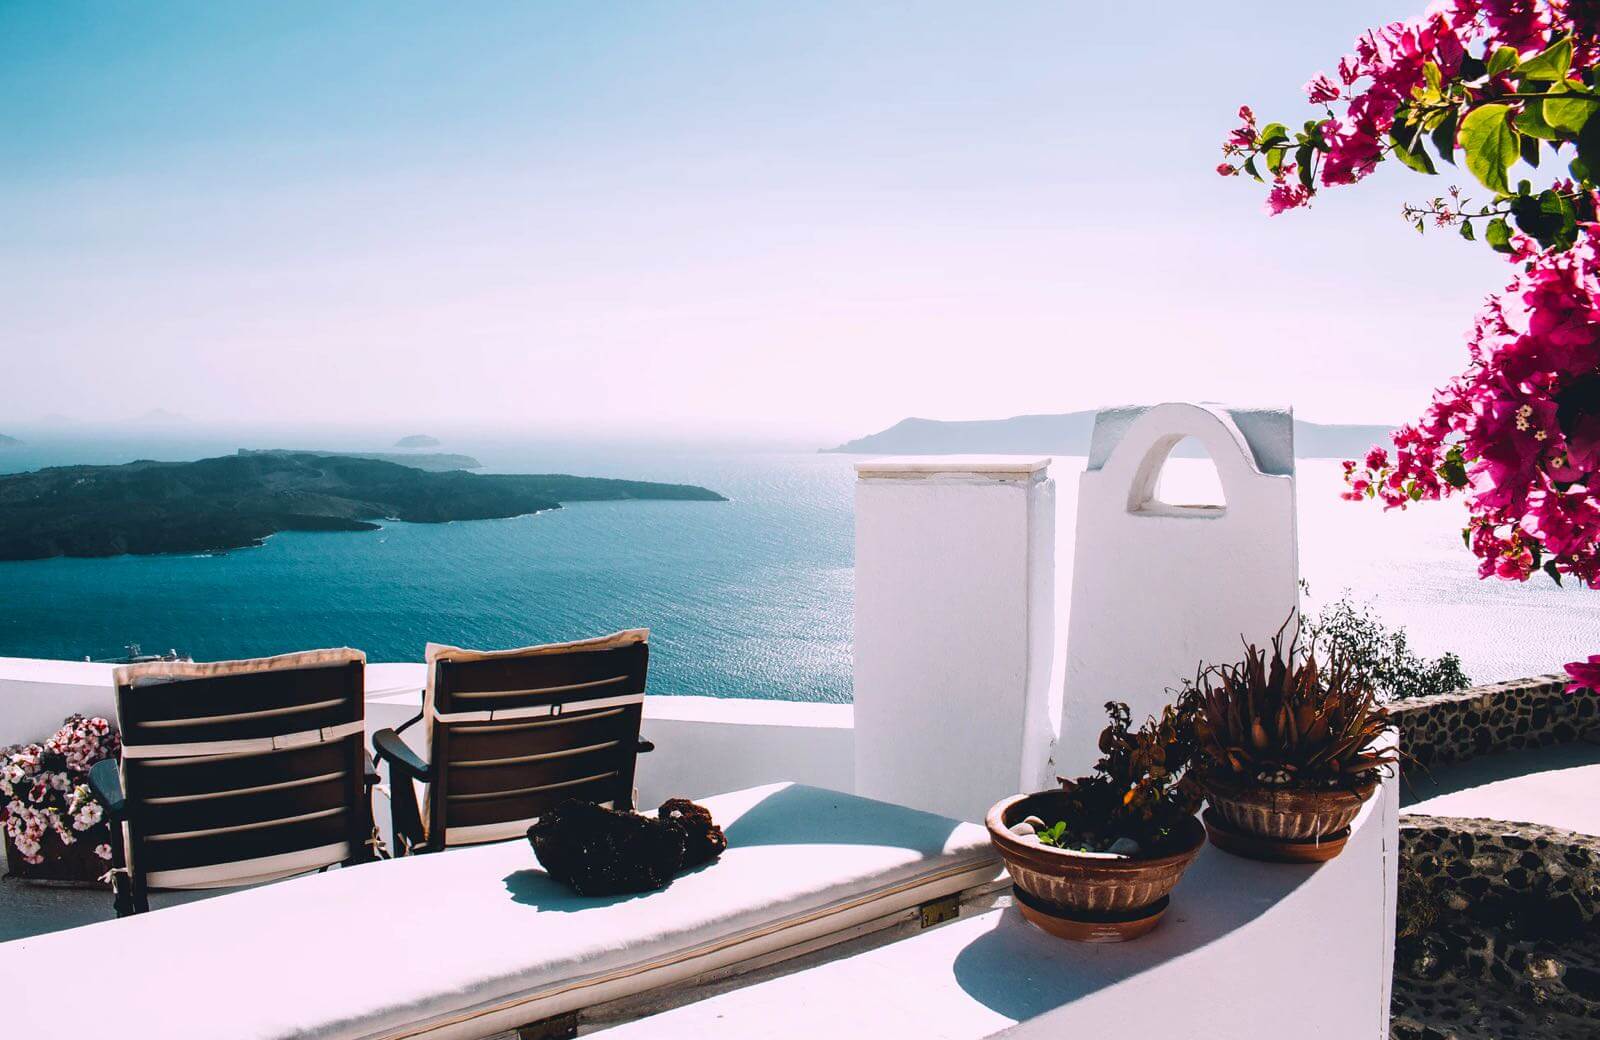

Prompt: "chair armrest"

[89,759,126,819]
[372,728,430,781]
[364,753,380,787]
[636,737,655,754]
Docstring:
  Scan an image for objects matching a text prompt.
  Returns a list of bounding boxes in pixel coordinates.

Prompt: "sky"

[0,1,1515,444]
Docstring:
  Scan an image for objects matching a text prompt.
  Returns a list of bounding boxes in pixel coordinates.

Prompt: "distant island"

[0,434,21,448]
[134,408,187,424]
[824,411,1395,459]
[394,434,441,448]
[0,451,725,561]
[237,448,482,472]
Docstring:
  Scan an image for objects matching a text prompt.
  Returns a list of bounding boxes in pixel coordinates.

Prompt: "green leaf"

[1243,156,1262,183]
[1460,104,1519,193]
[1431,107,1459,164]
[1510,189,1577,250]
[1424,60,1443,94]
[1488,46,1520,77]
[1578,116,1600,186]
[1544,560,1564,586]
[1266,145,1287,176]
[1459,220,1476,241]
[1440,445,1469,488]
[1391,128,1437,174]
[1518,35,1572,82]
[1485,216,1515,253]
[1520,131,1542,167]
[1295,142,1316,190]
[1515,99,1560,140]
[1571,156,1593,183]
[1255,122,1290,149]
[1543,83,1597,134]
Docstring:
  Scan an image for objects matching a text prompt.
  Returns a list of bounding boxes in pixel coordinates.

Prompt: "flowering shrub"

[1221,1,1599,694]
[1,715,120,866]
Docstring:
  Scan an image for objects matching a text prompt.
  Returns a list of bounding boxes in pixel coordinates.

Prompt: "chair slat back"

[114,652,369,890]
[428,641,648,847]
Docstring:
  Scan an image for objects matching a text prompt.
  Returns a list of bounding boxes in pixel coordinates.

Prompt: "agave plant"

[1191,626,1396,791]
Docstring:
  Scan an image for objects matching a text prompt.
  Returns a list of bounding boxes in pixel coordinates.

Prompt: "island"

[0,451,725,561]
[394,434,442,448]
[0,434,21,448]
[237,448,483,472]
[823,411,1395,460]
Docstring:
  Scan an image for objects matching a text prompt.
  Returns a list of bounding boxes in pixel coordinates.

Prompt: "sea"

[0,430,1594,702]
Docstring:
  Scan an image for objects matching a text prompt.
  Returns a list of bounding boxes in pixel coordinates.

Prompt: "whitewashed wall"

[853,457,1057,822]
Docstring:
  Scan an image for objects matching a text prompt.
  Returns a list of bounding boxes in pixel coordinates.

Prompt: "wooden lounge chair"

[88,649,378,916]
[372,629,654,855]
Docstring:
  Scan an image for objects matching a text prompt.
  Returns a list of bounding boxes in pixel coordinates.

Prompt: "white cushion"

[1,782,1000,1040]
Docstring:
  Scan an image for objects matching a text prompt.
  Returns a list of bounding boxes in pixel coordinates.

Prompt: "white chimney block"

[853,456,1057,822]
[1057,403,1299,780]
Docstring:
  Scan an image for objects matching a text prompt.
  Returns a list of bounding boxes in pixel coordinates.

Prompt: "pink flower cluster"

[0,715,120,865]
[1344,222,1600,590]
[1220,1,1599,210]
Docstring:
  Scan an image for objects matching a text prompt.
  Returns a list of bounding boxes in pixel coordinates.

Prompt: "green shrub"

[1305,590,1469,701]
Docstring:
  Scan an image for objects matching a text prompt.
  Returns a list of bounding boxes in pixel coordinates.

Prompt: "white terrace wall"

[1057,403,1300,778]
[0,660,854,811]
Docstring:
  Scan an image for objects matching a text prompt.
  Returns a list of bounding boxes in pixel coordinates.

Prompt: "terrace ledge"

[854,456,1051,482]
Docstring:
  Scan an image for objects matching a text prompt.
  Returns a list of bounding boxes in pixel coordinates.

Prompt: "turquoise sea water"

[0,431,1593,699]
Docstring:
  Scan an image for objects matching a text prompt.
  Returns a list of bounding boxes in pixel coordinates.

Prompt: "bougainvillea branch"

[1223,1,1600,693]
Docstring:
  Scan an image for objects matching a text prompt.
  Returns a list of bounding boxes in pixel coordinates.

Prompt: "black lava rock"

[528,800,685,896]
[659,798,728,868]
[527,797,727,896]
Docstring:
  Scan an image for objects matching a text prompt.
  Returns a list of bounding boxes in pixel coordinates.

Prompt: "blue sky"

[0,2,1510,440]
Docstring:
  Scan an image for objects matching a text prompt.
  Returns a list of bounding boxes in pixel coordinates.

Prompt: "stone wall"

[1392,815,1600,1039]
[1389,674,1595,769]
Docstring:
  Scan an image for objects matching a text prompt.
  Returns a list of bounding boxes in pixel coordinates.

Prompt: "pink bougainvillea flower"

[1565,655,1600,695]
[1305,73,1342,103]
[1265,180,1312,215]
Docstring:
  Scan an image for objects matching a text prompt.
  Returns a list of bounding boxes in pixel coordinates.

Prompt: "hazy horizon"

[0,406,1401,459]
[4,2,1502,440]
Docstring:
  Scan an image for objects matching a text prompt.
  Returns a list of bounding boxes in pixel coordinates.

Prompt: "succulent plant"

[1191,623,1396,791]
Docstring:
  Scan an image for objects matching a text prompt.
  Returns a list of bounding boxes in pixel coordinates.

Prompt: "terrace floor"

[0,844,252,940]
[1400,740,1600,836]
[0,846,229,942]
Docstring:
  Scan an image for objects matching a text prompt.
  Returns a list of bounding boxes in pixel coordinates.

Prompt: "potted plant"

[1191,627,1396,863]
[986,699,1206,942]
[1,715,121,884]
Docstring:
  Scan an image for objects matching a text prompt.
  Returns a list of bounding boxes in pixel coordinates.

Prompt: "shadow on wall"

[722,783,964,853]
[1400,740,1600,807]
[951,848,1318,1020]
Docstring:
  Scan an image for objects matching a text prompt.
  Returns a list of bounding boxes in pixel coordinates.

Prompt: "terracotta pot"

[986,790,1204,936]
[1201,774,1373,861]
